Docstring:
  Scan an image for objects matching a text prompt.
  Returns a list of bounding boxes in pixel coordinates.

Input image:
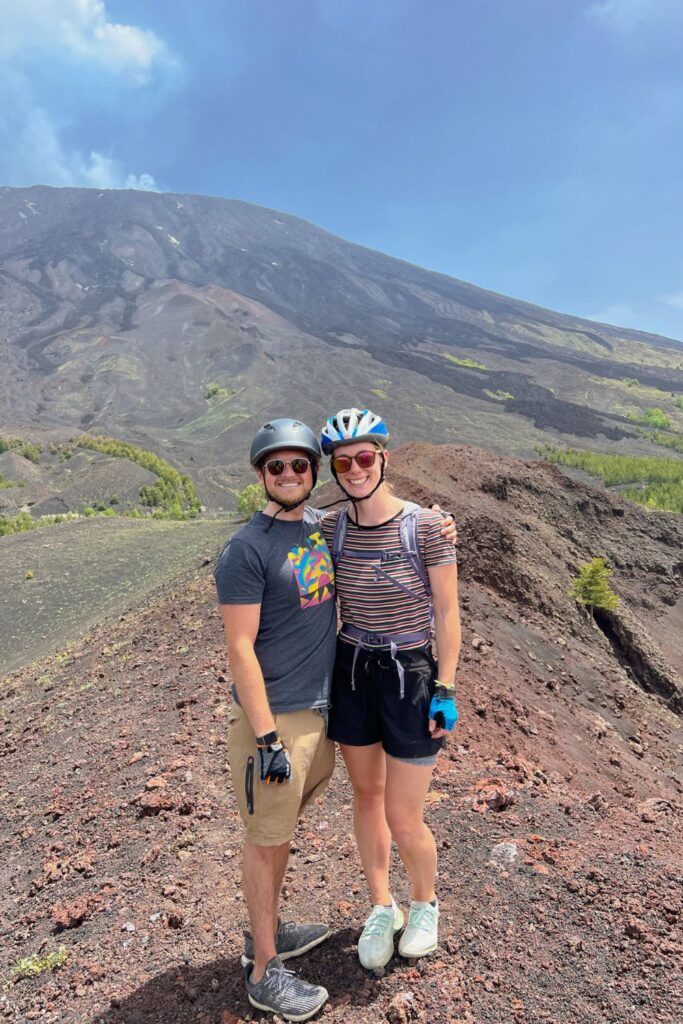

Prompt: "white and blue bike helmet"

[320,407,389,455]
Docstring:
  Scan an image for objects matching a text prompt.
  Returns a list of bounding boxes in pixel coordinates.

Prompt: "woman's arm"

[427,562,461,738]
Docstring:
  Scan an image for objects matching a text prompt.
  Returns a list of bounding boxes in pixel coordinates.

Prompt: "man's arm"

[431,504,457,545]
[220,603,276,737]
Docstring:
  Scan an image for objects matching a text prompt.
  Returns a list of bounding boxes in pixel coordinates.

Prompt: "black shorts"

[328,639,444,760]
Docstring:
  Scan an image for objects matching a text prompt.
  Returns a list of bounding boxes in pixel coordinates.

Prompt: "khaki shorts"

[228,704,335,846]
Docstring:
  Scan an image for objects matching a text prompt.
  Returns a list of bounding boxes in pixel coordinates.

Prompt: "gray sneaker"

[245,956,328,1022]
[241,919,331,967]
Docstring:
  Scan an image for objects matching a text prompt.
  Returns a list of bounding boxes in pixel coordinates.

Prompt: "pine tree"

[236,483,265,519]
[569,558,620,619]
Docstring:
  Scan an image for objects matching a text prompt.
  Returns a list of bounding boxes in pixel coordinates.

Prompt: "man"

[215,417,456,1021]
[215,418,336,1021]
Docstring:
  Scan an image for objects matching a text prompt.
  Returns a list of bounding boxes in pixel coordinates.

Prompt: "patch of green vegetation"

[3,948,67,991]
[175,404,250,440]
[676,396,683,411]
[0,438,41,463]
[646,431,683,455]
[236,482,265,518]
[623,378,639,388]
[627,407,672,430]
[205,382,229,399]
[74,435,201,516]
[538,444,683,514]
[25,570,34,580]
[569,557,620,617]
[483,389,514,401]
[370,388,388,399]
[0,474,23,488]
[443,354,488,370]
[0,506,125,538]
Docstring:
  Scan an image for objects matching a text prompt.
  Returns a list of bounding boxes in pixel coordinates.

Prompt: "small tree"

[570,557,620,619]
[236,482,265,519]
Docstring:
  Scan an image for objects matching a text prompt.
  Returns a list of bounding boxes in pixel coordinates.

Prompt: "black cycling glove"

[257,736,292,784]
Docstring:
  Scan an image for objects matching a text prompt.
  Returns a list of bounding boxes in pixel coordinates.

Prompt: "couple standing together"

[214,407,461,1021]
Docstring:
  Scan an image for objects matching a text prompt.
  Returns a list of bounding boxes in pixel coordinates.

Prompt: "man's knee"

[244,839,290,866]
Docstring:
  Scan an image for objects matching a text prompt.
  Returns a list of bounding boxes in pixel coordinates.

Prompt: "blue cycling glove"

[429,685,458,732]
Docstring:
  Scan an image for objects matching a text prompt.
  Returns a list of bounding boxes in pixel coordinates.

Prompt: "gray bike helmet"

[249,418,321,466]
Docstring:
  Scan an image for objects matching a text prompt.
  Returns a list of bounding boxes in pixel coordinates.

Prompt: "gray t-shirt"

[214,508,336,714]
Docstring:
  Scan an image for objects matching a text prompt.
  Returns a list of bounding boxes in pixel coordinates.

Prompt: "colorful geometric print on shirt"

[287,529,335,608]
[320,507,456,647]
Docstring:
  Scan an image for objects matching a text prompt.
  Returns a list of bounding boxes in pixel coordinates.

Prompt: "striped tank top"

[320,505,457,649]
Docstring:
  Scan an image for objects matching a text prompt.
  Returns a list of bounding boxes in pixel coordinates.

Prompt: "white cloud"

[660,290,683,310]
[0,66,159,191]
[1,0,170,83]
[0,2,172,189]
[585,0,682,33]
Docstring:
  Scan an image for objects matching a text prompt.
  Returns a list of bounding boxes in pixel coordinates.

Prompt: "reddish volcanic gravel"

[1,446,682,1024]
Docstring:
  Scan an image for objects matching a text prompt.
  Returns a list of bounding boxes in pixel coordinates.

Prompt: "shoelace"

[362,907,394,938]
[263,963,297,997]
[407,904,437,932]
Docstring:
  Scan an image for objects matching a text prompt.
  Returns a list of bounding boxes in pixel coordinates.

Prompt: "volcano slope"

[0,445,681,1024]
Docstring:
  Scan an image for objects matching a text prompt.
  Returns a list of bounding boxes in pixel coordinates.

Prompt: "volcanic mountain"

[2,185,683,508]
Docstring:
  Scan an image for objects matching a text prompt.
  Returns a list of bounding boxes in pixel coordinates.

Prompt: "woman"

[318,408,461,971]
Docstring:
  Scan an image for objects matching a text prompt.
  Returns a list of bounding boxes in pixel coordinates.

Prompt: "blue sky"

[2,0,683,341]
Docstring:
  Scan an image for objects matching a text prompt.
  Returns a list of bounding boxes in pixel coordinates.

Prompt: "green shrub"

[0,512,34,537]
[3,948,67,990]
[237,483,265,518]
[676,396,683,410]
[569,558,620,618]
[483,389,514,401]
[443,354,487,370]
[0,474,23,489]
[642,407,672,430]
[109,494,119,505]
[205,383,228,399]
[0,438,42,463]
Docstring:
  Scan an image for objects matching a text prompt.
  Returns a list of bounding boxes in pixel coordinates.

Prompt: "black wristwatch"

[255,730,279,747]
[435,684,455,701]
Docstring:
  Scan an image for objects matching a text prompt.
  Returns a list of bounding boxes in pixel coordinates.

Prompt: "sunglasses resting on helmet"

[331,450,379,474]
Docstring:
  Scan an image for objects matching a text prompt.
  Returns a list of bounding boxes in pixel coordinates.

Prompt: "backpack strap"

[330,506,349,567]
[398,502,432,597]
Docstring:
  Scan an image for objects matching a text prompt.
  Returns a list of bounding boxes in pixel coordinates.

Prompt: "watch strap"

[255,729,279,747]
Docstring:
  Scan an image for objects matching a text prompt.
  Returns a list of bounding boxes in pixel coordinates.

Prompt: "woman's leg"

[384,756,437,902]
[339,742,392,906]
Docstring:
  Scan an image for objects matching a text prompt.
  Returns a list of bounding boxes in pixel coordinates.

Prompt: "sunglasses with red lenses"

[331,450,378,474]
[264,457,312,477]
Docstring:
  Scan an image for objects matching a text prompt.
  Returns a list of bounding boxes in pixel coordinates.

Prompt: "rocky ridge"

[0,444,681,1024]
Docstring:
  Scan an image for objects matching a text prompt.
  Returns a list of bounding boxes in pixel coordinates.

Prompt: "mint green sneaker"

[358,898,404,970]
[398,899,439,958]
